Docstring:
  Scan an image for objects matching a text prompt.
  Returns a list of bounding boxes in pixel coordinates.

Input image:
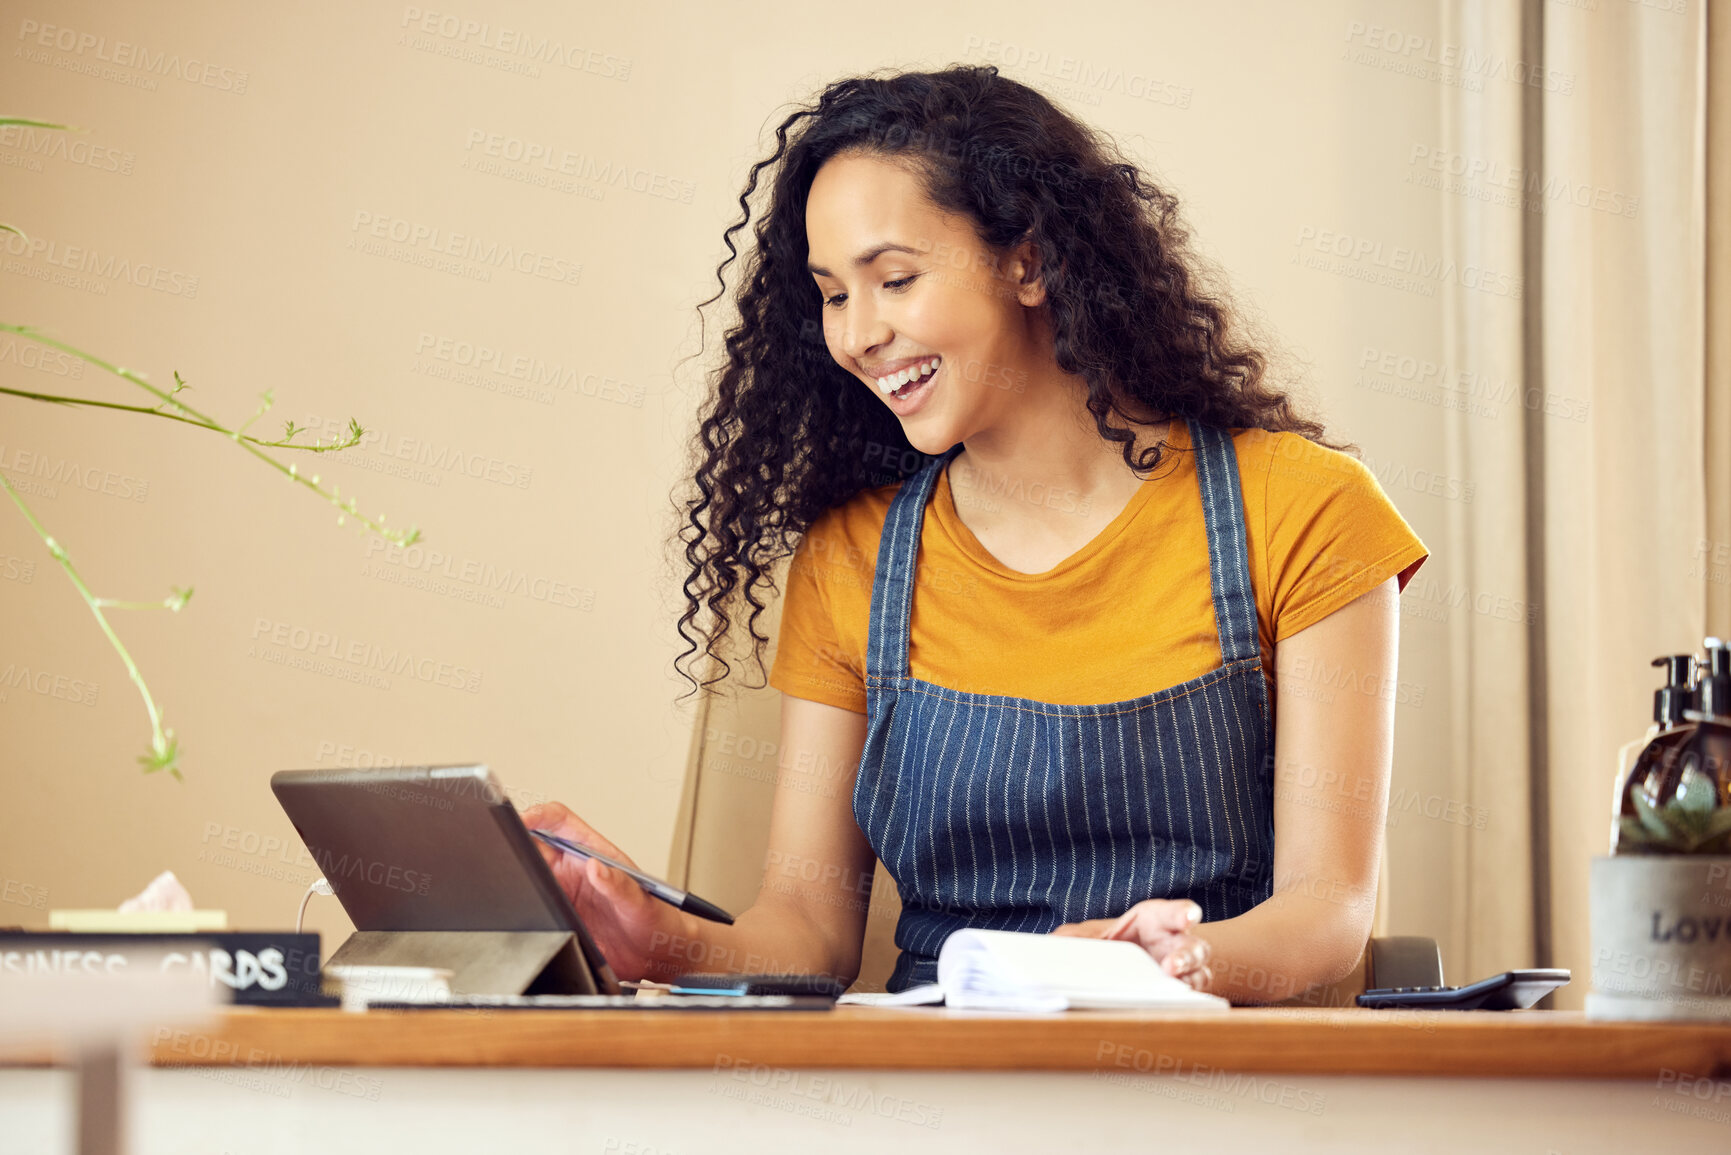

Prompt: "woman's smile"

[869,354,940,396]
[873,355,941,413]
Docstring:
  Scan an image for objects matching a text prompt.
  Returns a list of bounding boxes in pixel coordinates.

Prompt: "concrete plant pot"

[1587,855,1731,1020]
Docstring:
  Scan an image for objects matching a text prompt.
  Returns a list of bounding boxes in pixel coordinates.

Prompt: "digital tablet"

[269,764,619,995]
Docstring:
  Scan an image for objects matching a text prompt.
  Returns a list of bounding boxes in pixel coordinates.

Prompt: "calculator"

[1355,968,1571,1010]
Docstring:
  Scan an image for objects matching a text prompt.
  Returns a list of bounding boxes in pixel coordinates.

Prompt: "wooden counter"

[11,1007,1731,1153]
[111,1005,1731,1079]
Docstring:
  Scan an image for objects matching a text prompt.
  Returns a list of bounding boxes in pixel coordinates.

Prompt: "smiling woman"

[524,65,1427,1004]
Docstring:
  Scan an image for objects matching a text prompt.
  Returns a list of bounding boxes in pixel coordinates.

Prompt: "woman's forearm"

[1191,884,1375,1004]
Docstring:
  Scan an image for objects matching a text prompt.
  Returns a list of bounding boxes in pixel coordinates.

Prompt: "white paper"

[326,965,453,1012]
[838,933,1230,1012]
[937,930,1230,1012]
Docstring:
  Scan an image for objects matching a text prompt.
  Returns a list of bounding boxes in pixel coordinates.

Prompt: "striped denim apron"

[854,420,1275,991]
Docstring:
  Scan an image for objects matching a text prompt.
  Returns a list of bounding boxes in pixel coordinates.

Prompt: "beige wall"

[0,0,1569,988]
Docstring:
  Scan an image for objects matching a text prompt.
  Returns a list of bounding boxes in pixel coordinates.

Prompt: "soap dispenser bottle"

[1615,638,1731,855]
[1608,654,1694,852]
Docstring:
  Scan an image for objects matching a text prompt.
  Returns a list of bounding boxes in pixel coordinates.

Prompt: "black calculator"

[1356,968,1570,1010]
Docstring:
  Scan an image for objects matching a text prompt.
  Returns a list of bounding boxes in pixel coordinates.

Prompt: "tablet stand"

[326,931,600,996]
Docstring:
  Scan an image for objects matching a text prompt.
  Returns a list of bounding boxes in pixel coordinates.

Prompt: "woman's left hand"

[1051,899,1213,994]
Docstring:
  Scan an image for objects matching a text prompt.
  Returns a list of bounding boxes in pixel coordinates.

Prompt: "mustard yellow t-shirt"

[767,423,1429,713]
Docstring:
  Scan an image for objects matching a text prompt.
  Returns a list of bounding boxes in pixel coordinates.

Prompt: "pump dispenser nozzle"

[1615,638,1731,855]
[1696,638,1731,722]
[1651,654,1697,729]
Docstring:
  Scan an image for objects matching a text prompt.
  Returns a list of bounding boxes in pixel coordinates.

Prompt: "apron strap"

[1188,419,1262,667]
[865,444,963,683]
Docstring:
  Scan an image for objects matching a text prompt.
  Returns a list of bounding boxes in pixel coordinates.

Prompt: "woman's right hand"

[519,800,687,981]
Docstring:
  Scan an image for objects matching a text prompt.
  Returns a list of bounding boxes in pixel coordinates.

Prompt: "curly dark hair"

[672,63,1337,699]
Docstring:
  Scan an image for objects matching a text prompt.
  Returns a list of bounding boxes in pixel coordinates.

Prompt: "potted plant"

[1588,639,1731,1020]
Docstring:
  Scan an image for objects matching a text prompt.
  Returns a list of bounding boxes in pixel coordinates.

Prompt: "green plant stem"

[0,471,179,778]
[0,384,362,452]
[0,324,420,545]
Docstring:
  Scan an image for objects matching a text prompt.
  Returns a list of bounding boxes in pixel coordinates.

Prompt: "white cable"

[296,877,333,934]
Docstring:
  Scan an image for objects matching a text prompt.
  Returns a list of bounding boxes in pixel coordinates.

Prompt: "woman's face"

[805,150,1046,457]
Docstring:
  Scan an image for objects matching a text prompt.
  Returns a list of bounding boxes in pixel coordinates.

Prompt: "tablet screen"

[270,764,616,992]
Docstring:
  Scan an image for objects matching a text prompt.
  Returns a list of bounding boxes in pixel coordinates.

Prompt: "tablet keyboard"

[364,993,835,1011]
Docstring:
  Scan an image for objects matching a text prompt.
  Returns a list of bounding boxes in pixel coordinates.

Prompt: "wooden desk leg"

[75,1045,122,1155]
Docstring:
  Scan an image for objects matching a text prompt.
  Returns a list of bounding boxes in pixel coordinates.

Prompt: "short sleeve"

[1261,433,1430,641]
[767,520,869,713]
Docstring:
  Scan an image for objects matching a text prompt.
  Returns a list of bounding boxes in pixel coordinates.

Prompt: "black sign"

[0,932,332,1006]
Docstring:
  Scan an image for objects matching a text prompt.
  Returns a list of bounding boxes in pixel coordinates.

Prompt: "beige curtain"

[1439,0,1720,1005]
[1711,4,1731,638]
[1432,0,1538,985]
